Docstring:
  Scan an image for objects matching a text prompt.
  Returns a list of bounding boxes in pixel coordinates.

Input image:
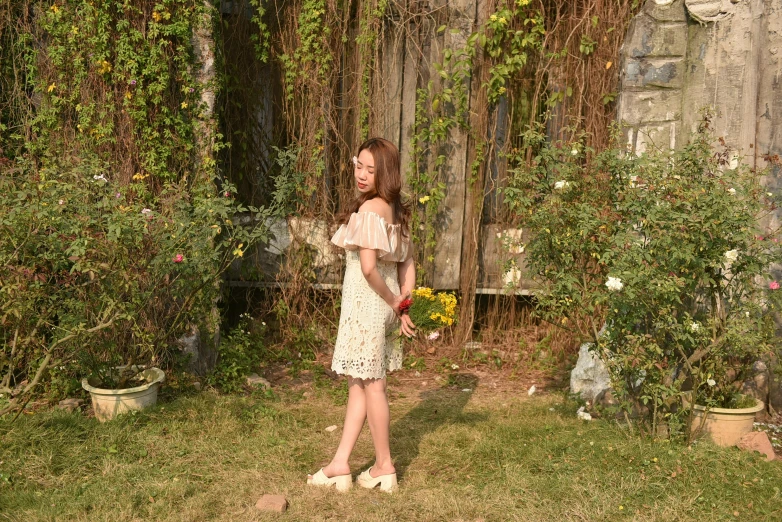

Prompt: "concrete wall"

[617,0,782,175]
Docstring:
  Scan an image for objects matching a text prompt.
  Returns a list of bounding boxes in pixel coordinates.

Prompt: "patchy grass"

[1,373,782,521]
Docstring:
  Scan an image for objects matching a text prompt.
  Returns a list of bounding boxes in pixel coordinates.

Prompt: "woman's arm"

[397,254,415,297]
[359,247,399,310]
[397,253,416,337]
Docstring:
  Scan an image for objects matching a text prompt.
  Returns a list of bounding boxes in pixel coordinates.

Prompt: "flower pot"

[81,366,165,422]
[690,399,765,447]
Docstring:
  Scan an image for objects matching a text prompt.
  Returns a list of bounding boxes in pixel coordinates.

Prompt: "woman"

[307,137,416,493]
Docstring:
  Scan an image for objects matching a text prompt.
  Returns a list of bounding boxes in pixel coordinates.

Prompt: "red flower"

[172,254,184,263]
[770,281,779,290]
[399,298,413,314]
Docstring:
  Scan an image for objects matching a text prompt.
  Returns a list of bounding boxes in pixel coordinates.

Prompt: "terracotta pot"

[690,399,765,447]
[82,366,165,422]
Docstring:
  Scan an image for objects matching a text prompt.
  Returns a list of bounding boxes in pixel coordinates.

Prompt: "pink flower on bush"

[172,254,184,263]
[770,281,779,290]
[224,191,231,197]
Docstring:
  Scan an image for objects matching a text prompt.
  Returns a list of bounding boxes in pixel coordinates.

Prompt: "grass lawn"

[2,369,782,521]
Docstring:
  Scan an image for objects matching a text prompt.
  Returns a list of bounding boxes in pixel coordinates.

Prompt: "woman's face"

[354,149,376,194]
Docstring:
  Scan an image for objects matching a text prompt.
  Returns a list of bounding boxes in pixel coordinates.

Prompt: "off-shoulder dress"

[330,211,410,380]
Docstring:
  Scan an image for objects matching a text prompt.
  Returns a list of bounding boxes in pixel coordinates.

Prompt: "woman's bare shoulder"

[358,198,393,221]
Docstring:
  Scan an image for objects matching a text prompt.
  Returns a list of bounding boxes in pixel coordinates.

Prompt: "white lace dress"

[330,211,411,380]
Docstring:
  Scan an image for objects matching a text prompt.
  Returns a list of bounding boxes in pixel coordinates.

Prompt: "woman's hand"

[391,292,416,338]
[399,314,416,338]
[390,292,410,317]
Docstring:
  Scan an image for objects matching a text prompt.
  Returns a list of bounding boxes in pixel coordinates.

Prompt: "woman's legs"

[364,377,395,476]
[316,376,396,479]
[322,377,366,477]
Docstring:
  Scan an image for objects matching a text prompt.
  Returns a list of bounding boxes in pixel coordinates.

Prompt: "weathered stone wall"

[617,0,782,415]
[617,0,782,175]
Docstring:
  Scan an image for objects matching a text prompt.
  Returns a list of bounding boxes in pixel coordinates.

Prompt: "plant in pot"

[504,115,780,442]
[597,121,780,443]
[0,159,275,420]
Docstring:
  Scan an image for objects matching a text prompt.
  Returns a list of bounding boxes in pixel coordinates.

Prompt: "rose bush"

[505,117,781,438]
[0,157,273,414]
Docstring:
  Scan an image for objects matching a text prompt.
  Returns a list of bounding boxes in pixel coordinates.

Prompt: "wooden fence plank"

[431,0,474,289]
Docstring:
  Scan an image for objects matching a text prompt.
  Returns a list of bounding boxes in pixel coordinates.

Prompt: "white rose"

[724,249,739,263]
[605,276,624,292]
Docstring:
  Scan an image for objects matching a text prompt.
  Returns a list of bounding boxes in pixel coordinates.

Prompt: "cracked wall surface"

[617,0,782,175]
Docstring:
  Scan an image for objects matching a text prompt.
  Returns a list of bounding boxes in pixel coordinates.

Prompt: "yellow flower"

[97,60,112,74]
[71,25,78,35]
[490,14,497,21]
[152,11,162,22]
[499,17,507,24]
[516,0,530,6]
[419,195,430,204]
[233,243,245,257]
[125,91,132,100]
[50,5,59,12]
[412,287,436,301]
[132,172,148,180]
[181,102,188,109]
[47,83,56,93]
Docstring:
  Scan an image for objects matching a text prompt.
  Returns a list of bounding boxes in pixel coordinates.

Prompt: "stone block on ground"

[570,343,612,403]
[742,361,770,420]
[178,325,218,376]
[255,494,288,513]
[57,398,83,412]
[737,431,775,461]
[246,374,271,388]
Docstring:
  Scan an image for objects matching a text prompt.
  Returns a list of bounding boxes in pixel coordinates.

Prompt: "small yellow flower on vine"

[233,244,245,257]
[181,102,188,109]
[71,25,78,34]
[490,14,497,21]
[419,195,430,204]
[50,5,59,12]
[499,17,507,24]
[498,87,506,94]
[47,83,56,93]
[516,0,530,5]
[97,60,112,74]
[152,11,162,22]
[125,91,132,100]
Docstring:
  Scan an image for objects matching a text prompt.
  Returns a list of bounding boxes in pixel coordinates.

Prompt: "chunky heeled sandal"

[307,468,353,492]
[356,467,398,493]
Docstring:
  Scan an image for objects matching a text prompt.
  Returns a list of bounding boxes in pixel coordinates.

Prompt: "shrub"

[505,116,780,437]
[0,158,273,413]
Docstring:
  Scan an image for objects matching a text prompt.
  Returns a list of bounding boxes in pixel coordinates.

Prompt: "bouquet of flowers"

[399,287,458,338]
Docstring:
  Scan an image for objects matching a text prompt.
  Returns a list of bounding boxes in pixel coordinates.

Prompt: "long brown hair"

[337,137,411,239]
